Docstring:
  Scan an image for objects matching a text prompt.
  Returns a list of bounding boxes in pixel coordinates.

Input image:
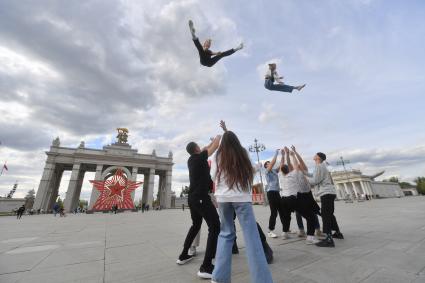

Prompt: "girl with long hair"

[210,121,273,283]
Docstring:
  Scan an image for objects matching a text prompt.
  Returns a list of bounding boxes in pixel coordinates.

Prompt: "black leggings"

[296,192,318,236]
[281,195,298,232]
[193,39,235,67]
[182,196,220,267]
[267,191,284,231]
[320,194,341,235]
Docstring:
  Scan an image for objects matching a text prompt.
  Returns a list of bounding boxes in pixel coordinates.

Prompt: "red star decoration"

[90,169,143,211]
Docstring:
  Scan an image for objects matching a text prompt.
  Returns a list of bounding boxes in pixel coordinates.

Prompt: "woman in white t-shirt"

[210,123,272,283]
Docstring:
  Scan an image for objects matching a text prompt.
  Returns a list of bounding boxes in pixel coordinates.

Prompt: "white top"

[265,69,283,84]
[210,154,252,203]
[278,171,299,197]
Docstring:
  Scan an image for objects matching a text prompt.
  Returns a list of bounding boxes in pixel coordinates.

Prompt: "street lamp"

[249,138,267,205]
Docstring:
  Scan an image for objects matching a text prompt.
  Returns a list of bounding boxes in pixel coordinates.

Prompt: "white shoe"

[234,42,243,51]
[282,232,289,239]
[267,231,278,238]
[306,236,320,245]
[298,230,306,238]
[188,246,197,256]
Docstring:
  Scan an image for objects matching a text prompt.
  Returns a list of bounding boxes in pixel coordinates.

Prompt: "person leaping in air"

[189,20,243,67]
[264,63,306,93]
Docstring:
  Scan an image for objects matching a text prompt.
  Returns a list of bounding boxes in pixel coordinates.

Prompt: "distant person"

[17,205,25,219]
[176,135,221,280]
[141,203,145,213]
[182,204,185,211]
[264,63,306,94]
[188,20,243,68]
[53,203,59,217]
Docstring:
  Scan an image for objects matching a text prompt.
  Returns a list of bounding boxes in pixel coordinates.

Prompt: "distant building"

[331,169,404,200]
[401,186,419,196]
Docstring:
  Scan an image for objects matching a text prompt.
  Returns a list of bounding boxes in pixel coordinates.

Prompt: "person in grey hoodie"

[306,152,343,247]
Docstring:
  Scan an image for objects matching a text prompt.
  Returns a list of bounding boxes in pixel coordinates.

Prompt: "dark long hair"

[216,131,254,191]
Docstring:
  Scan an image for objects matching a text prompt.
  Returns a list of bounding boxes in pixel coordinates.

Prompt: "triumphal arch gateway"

[33,129,174,212]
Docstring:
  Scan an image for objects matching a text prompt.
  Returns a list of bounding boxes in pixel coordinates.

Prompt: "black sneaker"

[232,242,239,254]
[315,238,335,248]
[176,254,194,265]
[332,232,344,239]
[197,264,214,279]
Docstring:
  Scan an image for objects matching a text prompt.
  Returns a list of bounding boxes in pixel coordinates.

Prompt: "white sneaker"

[306,236,320,245]
[267,231,278,238]
[234,42,244,51]
[298,230,306,238]
[282,232,289,239]
[188,246,197,256]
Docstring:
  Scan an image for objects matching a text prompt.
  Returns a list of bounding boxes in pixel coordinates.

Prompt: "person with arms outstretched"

[265,63,306,93]
[189,20,243,67]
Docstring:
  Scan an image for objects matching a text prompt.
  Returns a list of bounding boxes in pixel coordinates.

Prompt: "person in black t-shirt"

[188,20,243,67]
[176,135,221,280]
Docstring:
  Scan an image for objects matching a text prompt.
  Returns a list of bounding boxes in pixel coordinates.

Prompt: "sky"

[0,0,424,201]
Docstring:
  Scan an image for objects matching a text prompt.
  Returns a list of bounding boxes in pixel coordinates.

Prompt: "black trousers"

[182,195,220,267]
[320,194,340,235]
[267,191,284,231]
[296,192,318,236]
[193,39,235,67]
[281,195,298,232]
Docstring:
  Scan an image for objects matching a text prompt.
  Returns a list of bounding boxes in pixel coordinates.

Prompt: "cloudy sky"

[0,0,424,201]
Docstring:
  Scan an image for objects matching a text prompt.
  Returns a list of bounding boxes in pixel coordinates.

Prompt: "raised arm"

[266,149,279,172]
[289,151,300,171]
[220,120,228,132]
[279,149,285,170]
[291,145,308,172]
[202,135,221,157]
[284,146,293,172]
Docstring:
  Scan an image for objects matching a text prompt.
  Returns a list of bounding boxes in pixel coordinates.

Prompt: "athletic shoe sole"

[176,257,194,265]
[197,271,212,279]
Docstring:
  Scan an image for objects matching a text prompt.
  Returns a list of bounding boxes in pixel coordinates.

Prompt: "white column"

[64,163,81,212]
[366,182,374,198]
[147,168,155,207]
[89,164,103,209]
[351,182,359,198]
[343,183,350,198]
[164,170,172,208]
[131,167,138,202]
[360,181,369,197]
[33,162,57,211]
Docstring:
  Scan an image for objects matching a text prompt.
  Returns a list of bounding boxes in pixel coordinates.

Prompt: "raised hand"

[284,146,289,154]
[220,120,228,132]
[291,145,297,152]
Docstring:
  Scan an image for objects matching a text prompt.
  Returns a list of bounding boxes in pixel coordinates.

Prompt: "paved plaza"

[0,197,424,283]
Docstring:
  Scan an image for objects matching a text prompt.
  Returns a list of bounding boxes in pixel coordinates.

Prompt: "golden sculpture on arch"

[116,128,129,144]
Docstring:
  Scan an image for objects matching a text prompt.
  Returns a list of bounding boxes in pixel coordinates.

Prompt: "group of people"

[189,20,306,94]
[176,121,343,282]
[265,147,343,248]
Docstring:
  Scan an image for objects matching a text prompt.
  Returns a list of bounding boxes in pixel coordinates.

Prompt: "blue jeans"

[212,202,273,283]
[296,211,320,230]
[264,79,294,93]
